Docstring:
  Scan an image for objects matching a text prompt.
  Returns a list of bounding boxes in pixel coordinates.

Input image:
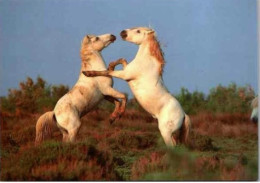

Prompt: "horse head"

[81,33,116,54]
[120,27,154,45]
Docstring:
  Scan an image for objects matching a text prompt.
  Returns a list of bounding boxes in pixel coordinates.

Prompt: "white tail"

[35,111,57,145]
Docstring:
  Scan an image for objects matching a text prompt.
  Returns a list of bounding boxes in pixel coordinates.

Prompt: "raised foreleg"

[83,58,136,81]
[100,87,127,123]
[83,69,135,82]
[108,58,128,71]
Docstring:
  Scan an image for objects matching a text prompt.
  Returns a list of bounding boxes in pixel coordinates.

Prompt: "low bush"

[1,141,120,181]
[131,146,257,181]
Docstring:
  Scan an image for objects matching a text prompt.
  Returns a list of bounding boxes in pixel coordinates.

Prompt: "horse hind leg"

[179,114,191,145]
[56,117,81,143]
[57,122,70,142]
[61,126,80,143]
[158,116,185,147]
[159,128,175,147]
[166,133,176,147]
[67,127,81,142]
[158,121,177,147]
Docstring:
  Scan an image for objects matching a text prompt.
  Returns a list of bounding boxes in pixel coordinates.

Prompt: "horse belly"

[73,89,103,115]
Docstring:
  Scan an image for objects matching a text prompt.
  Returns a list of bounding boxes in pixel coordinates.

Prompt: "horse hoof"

[82,71,93,77]
[108,118,115,124]
[82,71,88,76]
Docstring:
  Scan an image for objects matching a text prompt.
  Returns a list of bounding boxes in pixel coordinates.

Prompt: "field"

[0,78,258,180]
[0,109,258,181]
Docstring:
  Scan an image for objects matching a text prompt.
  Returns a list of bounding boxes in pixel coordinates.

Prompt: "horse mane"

[80,48,92,70]
[148,34,165,76]
[80,35,96,63]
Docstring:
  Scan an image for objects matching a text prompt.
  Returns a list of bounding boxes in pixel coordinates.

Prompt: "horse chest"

[129,85,157,115]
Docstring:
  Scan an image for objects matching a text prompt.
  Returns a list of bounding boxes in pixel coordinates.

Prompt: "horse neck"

[134,41,161,75]
[135,42,149,59]
[80,51,106,72]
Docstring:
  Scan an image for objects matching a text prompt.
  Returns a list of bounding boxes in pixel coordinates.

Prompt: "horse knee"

[158,127,174,147]
[59,118,81,143]
[158,120,182,147]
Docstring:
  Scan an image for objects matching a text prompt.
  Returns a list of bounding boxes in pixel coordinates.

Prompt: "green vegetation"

[175,83,255,114]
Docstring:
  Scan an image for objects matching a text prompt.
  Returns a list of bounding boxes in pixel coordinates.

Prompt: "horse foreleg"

[101,87,127,122]
[82,70,109,77]
[108,58,128,71]
[104,96,121,123]
[82,59,133,81]
[83,70,135,82]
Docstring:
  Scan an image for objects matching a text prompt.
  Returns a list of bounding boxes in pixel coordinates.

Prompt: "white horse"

[250,97,258,123]
[83,27,191,147]
[35,33,127,144]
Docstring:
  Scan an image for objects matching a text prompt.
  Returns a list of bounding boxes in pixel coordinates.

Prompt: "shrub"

[175,83,255,114]
[0,77,69,116]
[175,88,207,114]
[131,146,257,181]
[0,141,120,181]
[207,83,255,113]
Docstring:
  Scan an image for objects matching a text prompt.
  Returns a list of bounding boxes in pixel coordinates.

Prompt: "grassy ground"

[0,109,258,181]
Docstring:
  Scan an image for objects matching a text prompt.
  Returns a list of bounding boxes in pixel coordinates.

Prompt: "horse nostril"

[120,30,127,39]
[110,35,116,42]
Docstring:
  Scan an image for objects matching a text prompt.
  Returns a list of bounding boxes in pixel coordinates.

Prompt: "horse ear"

[82,35,91,45]
[147,30,155,35]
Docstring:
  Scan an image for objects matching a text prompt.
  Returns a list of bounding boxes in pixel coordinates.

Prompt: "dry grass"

[0,109,258,181]
[191,112,257,137]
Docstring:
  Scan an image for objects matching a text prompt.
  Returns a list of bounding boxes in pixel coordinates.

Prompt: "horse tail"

[35,111,57,145]
[180,114,191,145]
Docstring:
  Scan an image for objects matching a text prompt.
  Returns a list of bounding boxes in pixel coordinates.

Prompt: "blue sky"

[0,0,258,97]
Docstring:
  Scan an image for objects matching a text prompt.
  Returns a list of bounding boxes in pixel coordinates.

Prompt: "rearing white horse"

[83,27,191,147]
[35,33,127,144]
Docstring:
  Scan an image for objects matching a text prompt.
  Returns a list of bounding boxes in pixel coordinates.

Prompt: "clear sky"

[0,0,258,97]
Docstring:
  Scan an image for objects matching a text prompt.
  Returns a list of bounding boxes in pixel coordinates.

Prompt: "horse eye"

[95,37,99,41]
[137,30,140,33]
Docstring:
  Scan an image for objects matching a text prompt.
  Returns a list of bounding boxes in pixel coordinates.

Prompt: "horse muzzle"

[120,30,127,39]
[110,35,116,42]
